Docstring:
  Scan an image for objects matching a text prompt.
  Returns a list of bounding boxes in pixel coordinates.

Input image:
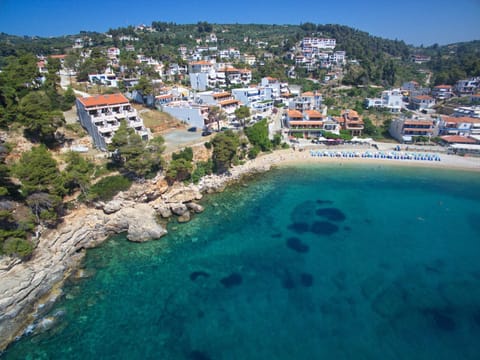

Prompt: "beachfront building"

[438,116,480,136]
[286,110,340,138]
[336,110,364,136]
[389,117,439,143]
[76,94,149,151]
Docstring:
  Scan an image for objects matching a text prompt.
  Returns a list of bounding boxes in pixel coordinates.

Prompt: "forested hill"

[1,23,479,85]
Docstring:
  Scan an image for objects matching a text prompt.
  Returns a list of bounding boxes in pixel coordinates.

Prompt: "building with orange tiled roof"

[337,109,364,136]
[76,94,149,151]
[409,95,435,110]
[439,115,480,136]
[432,85,453,100]
[389,117,439,143]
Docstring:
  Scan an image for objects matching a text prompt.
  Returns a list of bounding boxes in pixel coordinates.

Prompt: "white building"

[76,94,149,151]
[302,38,336,50]
[365,89,403,112]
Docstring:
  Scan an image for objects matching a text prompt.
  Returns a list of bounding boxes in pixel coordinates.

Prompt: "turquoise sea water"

[3,164,480,360]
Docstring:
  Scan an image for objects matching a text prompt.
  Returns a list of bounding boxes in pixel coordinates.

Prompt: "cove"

[3,164,480,360]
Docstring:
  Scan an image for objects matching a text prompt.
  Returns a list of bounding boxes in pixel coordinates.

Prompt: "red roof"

[49,54,67,59]
[304,110,323,119]
[219,99,239,106]
[404,120,433,126]
[288,110,303,119]
[434,85,452,89]
[441,135,477,144]
[77,94,129,107]
[442,116,480,124]
[213,92,231,99]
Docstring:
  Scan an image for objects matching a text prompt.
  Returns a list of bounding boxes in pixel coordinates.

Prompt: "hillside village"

[0,22,480,259]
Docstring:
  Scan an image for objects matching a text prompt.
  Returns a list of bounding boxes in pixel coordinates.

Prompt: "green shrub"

[248,146,260,159]
[3,238,34,259]
[87,175,132,202]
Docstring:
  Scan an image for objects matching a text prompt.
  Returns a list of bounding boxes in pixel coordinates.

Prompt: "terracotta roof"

[49,54,67,59]
[434,85,452,89]
[155,94,173,100]
[404,120,433,126]
[288,110,303,118]
[219,99,239,106]
[441,135,477,144]
[442,116,480,124]
[289,121,323,126]
[189,60,213,66]
[304,110,323,118]
[77,94,129,107]
[302,91,315,97]
[213,92,231,99]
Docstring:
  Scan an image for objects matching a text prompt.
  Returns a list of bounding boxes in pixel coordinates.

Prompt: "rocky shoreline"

[0,158,274,352]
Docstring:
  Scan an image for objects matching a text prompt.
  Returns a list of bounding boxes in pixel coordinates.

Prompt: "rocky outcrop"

[0,198,167,350]
[0,157,275,351]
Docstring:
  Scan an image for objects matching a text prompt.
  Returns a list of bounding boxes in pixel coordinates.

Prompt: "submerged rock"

[310,221,339,236]
[187,202,204,213]
[300,273,314,287]
[190,271,210,281]
[286,237,309,253]
[315,208,347,222]
[288,222,310,234]
[177,211,191,223]
[220,273,243,288]
[189,350,211,360]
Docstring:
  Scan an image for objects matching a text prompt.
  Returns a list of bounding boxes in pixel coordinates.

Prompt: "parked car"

[201,130,212,136]
[188,127,197,132]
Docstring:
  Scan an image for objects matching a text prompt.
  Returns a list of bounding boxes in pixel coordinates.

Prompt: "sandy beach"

[228,145,480,177]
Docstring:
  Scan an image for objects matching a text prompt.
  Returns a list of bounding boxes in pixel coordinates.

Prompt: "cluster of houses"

[293,37,347,71]
[365,78,480,113]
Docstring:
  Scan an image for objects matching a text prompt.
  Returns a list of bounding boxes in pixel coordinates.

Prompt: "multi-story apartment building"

[337,110,364,136]
[76,94,149,151]
[289,91,322,112]
[455,77,480,95]
[409,95,435,110]
[439,116,480,136]
[432,85,453,100]
[389,117,439,143]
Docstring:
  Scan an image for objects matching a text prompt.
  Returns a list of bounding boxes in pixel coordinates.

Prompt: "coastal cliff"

[0,159,274,352]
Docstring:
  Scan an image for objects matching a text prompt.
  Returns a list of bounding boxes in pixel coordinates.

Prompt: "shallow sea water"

[3,164,480,360]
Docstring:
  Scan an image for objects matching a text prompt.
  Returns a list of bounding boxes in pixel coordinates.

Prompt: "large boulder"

[106,203,167,242]
[154,204,173,218]
[103,200,124,214]
[163,184,202,204]
[170,203,188,216]
[186,202,204,213]
[177,211,191,223]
